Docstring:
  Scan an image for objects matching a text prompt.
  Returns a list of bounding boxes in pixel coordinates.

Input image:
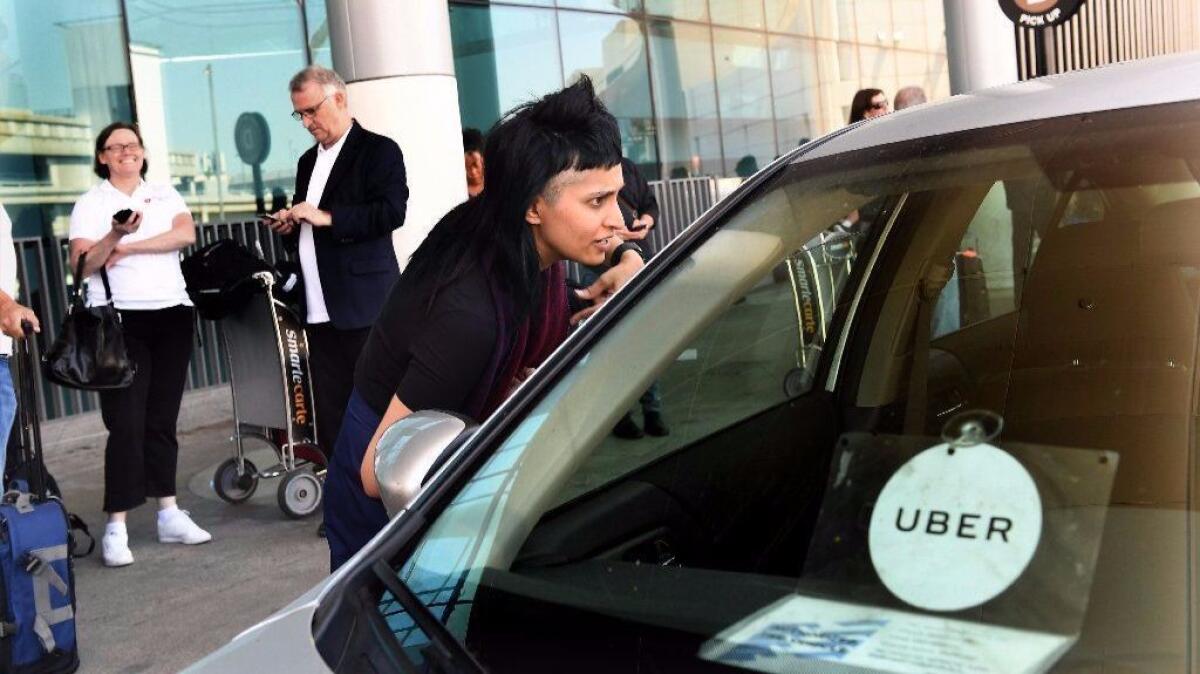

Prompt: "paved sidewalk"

[43,410,329,673]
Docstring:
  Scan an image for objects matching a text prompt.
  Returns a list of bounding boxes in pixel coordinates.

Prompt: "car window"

[358,101,1200,674]
[553,213,877,506]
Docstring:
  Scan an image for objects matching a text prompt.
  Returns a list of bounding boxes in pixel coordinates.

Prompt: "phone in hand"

[258,212,281,223]
[113,208,133,224]
[627,222,647,232]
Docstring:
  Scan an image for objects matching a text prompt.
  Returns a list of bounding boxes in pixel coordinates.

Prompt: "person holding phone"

[68,121,210,568]
[264,65,408,475]
[608,156,668,439]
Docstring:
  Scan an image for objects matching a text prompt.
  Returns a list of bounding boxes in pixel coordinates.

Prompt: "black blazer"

[289,121,408,330]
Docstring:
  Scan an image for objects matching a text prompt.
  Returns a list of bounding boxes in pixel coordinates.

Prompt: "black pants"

[100,305,194,513]
[307,323,370,459]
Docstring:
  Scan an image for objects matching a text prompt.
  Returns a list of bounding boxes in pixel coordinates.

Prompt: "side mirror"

[373,410,474,517]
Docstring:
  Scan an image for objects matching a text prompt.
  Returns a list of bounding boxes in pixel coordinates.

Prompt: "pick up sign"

[801,431,1116,638]
[868,443,1042,612]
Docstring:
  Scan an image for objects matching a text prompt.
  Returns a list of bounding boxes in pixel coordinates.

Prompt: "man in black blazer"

[268,65,408,462]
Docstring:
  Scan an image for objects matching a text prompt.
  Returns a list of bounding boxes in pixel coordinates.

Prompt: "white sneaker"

[157,509,212,545]
[103,531,134,567]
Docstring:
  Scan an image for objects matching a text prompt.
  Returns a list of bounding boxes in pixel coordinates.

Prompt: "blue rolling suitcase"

[0,323,78,673]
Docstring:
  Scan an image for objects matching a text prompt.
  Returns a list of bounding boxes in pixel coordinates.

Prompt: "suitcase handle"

[13,321,48,500]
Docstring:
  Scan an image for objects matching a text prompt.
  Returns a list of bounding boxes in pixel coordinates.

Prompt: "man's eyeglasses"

[103,142,143,153]
[292,96,330,122]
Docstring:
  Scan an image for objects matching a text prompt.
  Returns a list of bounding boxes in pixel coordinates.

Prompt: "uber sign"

[868,442,1042,612]
[998,0,1085,28]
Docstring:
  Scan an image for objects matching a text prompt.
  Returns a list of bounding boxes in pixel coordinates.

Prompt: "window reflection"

[770,35,820,149]
[890,0,929,52]
[713,29,775,177]
[558,12,658,176]
[765,0,814,35]
[648,20,719,178]
[812,0,857,41]
[125,0,316,221]
[449,5,563,135]
[710,1,765,30]
[304,0,332,66]
[557,0,641,12]
[0,0,131,238]
[443,2,949,181]
[645,0,708,22]
[858,44,900,96]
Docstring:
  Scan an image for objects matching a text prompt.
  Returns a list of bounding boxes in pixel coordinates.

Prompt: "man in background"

[0,204,40,468]
[894,86,927,111]
[267,65,409,464]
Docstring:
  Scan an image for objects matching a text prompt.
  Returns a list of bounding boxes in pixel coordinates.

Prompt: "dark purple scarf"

[463,262,569,420]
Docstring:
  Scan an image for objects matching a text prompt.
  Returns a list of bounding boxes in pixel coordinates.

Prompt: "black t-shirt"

[354,263,498,417]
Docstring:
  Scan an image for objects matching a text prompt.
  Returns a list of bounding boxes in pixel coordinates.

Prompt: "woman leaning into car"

[323,77,644,570]
[68,122,212,568]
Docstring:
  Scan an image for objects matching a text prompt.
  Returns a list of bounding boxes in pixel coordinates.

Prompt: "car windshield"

[367,100,1200,673]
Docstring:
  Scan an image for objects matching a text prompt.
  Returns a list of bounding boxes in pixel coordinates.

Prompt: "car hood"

[181,577,333,673]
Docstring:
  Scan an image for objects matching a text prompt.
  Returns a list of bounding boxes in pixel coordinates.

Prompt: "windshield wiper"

[370,559,486,673]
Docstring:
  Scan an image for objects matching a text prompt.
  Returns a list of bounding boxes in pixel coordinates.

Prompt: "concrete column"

[942,0,1019,94]
[326,0,465,271]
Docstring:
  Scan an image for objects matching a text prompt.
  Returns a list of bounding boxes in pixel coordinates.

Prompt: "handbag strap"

[74,251,115,306]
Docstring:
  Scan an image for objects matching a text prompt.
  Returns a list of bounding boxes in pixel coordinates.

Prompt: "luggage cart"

[210,271,326,518]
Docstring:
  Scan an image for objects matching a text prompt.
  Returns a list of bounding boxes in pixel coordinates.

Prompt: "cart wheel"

[277,469,322,519]
[214,458,258,504]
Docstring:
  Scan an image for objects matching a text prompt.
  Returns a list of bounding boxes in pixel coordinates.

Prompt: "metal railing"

[11,176,720,420]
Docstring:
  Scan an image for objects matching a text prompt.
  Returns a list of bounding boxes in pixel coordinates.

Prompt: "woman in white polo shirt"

[68,122,211,568]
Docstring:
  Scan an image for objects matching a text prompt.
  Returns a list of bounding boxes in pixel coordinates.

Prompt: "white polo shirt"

[68,180,192,310]
[0,204,16,356]
[298,129,349,324]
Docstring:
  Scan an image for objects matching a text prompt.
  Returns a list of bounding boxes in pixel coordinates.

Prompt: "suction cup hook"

[941,409,1004,448]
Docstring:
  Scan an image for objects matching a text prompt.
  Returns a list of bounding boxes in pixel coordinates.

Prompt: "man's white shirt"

[299,128,350,325]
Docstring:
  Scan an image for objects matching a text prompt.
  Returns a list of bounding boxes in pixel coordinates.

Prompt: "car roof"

[801,52,1200,161]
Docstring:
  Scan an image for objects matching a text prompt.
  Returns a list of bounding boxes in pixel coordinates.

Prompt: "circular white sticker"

[868,442,1042,612]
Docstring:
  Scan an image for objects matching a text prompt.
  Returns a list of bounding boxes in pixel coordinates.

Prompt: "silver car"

[188,52,1200,673]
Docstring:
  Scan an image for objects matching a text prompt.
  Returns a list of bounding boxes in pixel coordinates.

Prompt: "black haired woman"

[848,87,889,124]
[324,76,644,570]
[68,122,211,568]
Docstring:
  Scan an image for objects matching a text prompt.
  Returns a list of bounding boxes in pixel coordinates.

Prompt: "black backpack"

[181,240,273,320]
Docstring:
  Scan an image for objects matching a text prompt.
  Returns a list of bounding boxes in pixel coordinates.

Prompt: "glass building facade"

[449,0,951,179]
[0,0,949,246]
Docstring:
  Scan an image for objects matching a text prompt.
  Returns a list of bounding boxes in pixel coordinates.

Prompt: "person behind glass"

[463,127,485,197]
[324,76,646,570]
[848,88,890,124]
[0,202,40,473]
[608,156,669,439]
[68,122,210,568]
[265,66,408,468]
[842,89,890,233]
[894,85,927,111]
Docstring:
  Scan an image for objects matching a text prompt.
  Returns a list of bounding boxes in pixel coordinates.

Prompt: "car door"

[314,99,1200,674]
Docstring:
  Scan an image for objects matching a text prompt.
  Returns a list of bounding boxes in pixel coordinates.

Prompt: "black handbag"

[42,253,136,390]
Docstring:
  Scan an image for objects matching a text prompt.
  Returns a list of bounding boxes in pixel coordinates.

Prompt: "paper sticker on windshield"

[868,442,1042,612]
[700,595,1074,674]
